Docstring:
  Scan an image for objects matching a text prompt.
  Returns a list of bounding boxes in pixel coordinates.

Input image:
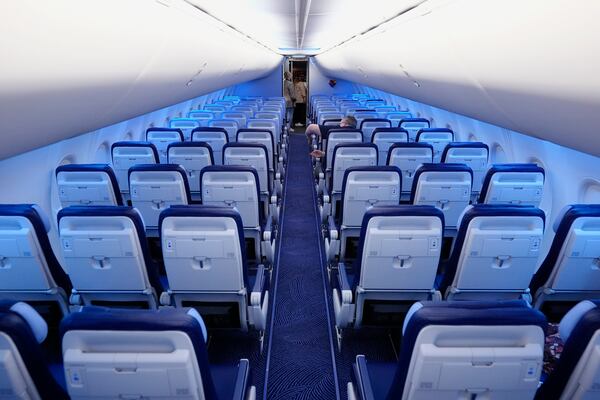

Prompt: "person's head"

[284,71,292,81]
[340,116,357,128]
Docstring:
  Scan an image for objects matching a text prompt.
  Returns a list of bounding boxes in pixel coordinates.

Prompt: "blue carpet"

[264,133,339,400]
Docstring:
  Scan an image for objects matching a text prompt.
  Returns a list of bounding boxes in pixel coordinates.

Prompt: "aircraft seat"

[441,204,545,301]
[531,204,600,314]
[325,167,401,263]
[159,206,269,336]
[60,306,255,399]
[0,204,72,316]
[411,163,473,230]
[191,127,229,166]
[169,118,201,141]
[415,128,454,163]
[200,166,275,265]
[371,127,409,166]
[56,164,123,207]
[398,118,430,141]
[535,300,600,400]
[0,301,68,399]
[57,205,163,308]
[128,164,192,230]
[146,127,184,163]
[359,118,392,143]
[348,300,546,400]
[478,163,545,207]
[441,142,489,194]
[167,142,214,195]
[110,141,159,194]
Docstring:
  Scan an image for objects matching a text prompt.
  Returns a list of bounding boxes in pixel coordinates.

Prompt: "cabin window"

[94,142,110,163]
[579,179,600,203]
[490,143,507,163]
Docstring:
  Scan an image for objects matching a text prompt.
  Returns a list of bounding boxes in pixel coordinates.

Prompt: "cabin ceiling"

[188,0,423,55]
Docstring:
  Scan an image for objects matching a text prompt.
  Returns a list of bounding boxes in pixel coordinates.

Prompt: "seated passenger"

[306,115,358,155]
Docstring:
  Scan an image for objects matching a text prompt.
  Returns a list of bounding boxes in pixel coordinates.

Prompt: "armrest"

[262,214,275,243]
[250,264,267,306]
[327,215,338,240]
[232,359,251,400]
[353,355,376,400]
[337,262,353,303]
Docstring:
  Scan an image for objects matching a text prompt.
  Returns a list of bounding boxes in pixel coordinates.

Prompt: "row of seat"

[0,204,270,335]
[3,298,599,399]
[327,203,600,332]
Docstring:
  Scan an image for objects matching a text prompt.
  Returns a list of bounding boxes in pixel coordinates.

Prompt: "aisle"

[264,133,339,399]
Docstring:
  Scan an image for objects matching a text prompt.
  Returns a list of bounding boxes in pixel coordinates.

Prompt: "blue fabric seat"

[440,204,545,300]
[535,300,600,399]
[158,206,270,334]
[146,127,184,163]
[60,306,253,400]
[0,204,72,315]
[0,301,68,399]
[531,204,600,312]
[349,300,547,400]
[167,142,214,194]
[110,141,159,193]
[411,163,473,229]
[128,163,192,229]
[331,206,444,333]
[55,163,123,207]
[191,127,229,166]
[200,166,276,265]
[478,163,545,206]
[57,205,164,308]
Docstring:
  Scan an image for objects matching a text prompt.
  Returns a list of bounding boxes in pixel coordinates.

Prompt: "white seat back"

[341,170,400,227]
[360,119,392,143]
[223,145,269,194]
[385,111,412,127]
[129,168,189,228]
[161,213,245,292]
[0,216,55,291]
[168,145,213,193]
[204,105,226,118]
[416,130,453,162]
[318,112,344,125]
[59,214,151,292]
[325,132,363,171]
[372,130,409,165]
[62,330,206,400]
[412,167,472,228]
[208,120,239,142]
[374,106,396,118]
[57,168,120,207]
[169,119,200,141]
[201,170,260,228]
[359,213,443,290]
[237,131,274,171]
[450,209,544,294]
[353,112,379,130]
[111,145,157,193]
[482,170,545,207]
[248,118,280,147]
[191,129,228,165]
[443,144,489,193]
[387,145,433,195]
[146,130,183,163]
[187,110,214,126]
[221,111,247,129]
[401,120,430,141]
[332,146,377,192]
[231,106,254,119]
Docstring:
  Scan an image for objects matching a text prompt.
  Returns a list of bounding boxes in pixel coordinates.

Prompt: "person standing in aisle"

[294,76,307,127]
[283,71,297,132]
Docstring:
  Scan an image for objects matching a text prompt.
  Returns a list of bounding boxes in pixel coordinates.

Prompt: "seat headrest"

[145,127,184,141]
[457,204,546,230]
[7,302,48,343]
[111,141,159,163]
[559,300,599,342]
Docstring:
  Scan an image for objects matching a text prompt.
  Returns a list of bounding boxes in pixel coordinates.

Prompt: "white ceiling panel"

[188,0,423,54]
